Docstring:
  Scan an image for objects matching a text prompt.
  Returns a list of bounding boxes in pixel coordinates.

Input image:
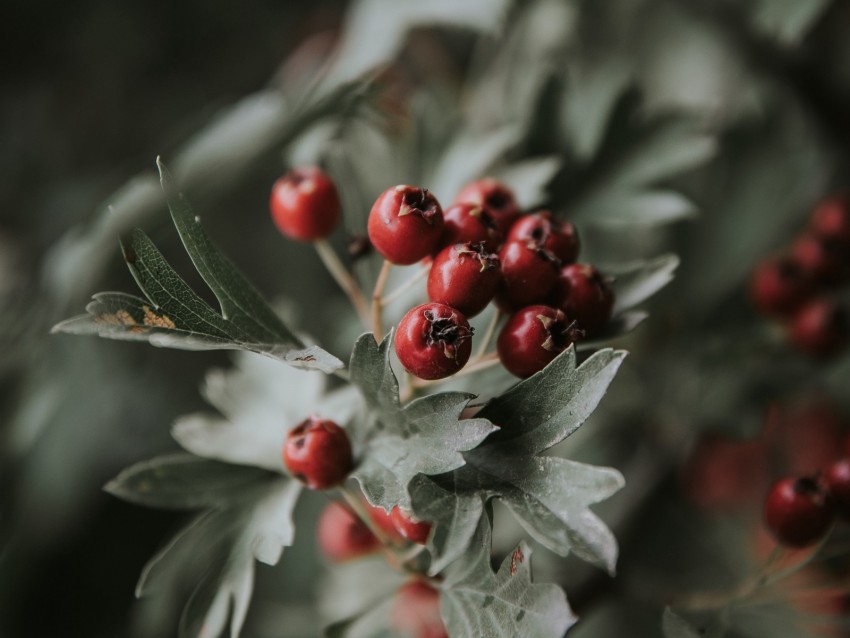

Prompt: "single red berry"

[788,297,850,358]
[317,501,380,562]
[390,507,432,545]
[368,185,444,264]
[282,415,353,489]
[550,263,615,337]
[365,503,406,544]
[790,233,850,284]
[427,243,501,317]
[764,476,834,547]
[454,178,520,236]
[506,210,580,264]
[395,303,473,380]
[269,167,341,241]
[810,194,850,246]
[497,305,584,378]
[749,255,815,318]
[391,580,448,638]
[824,459,850,519]
[438,202,503,253]
[495,240,560,311]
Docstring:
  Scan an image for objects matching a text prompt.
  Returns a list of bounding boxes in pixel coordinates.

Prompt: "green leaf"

[410,347,626,575]
[348,333,498,510]
[105,454,276,510]
[607,253,680,315]
[135,477,301,638]
[52,163,342,373]
[662,608,702,638]
[495,156,562,210]
[748,0,830,45]
[440,514,576,637]
[575,189,698,227]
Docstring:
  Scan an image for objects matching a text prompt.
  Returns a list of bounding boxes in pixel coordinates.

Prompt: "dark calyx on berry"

[497,305,583,378]
[507,210,580,264]
[439,202,503,253]
[427,242,501,318]
[395,303,474,380]
[423,307,473,360]
[550,263,614,337]
[398,186,441,224]
[764,475,835,547]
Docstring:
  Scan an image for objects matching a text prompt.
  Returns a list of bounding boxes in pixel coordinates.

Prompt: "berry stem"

[408,352,501,390]
[338,485,394,547]
[474,309,501,360]
[315,239,370,327]
[381,264,430,306]
[372,259,392,341]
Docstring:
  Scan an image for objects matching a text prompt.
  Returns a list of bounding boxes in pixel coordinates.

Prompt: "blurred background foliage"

[2,0,850,636]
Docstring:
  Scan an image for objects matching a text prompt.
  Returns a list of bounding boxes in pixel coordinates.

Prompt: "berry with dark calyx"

[810,194,850,246]
[391,580,448,638]
[824,458,850,519]
[427,242,501,318]
[317,501,380,562]
[550,263,615,337]
[391,507,432,545]
[395,303,474,380]
[282,415,353,489]
[269,166,341,242]
[368,185,444,265]
[790,233,850,284]
[764,476,835,547]
[496,239,560,311]
[439,202,503,253]
[497,305,584,378]
[788,297,850,358]
[454,177,520,236]
[750,255,815,318]
[506,210,580,264]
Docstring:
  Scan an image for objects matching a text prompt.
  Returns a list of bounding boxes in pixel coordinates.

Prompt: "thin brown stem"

[371,260,392,341]
[381,265,430,306]
[474,310,501,359]
[315,239,370,327]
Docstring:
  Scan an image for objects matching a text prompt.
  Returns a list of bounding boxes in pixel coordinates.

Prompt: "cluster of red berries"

[368,179,615,379]
[750,194,850,358]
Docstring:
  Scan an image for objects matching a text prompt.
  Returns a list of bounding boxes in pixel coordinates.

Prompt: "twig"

[314,239,370,327]
[372,260,392,341]
[474,310,501,360]
[381,265,430,306]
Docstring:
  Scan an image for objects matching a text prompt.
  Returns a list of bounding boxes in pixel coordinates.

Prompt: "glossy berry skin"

[395,303,473,380]
[391,581,448,638]
[454,178,520,236]
[824,459,850,519]
[506,210,580,264]
[750,255,815,318]
[788,297,850,358]
[269,167,341,241]
[550,263,614,337]
[810,195,850,246]
[317,501,379,562]
[439,202,503,253]
[427,243,501,317]
[391,507,432,545]
[497,305,584,378]
[282,415,353,489]
[790,233,850,284]
[368,185,444,264]
[764,476,834,547]
[496,240,560,311]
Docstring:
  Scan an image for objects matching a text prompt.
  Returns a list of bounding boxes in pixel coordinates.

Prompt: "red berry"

[496,240,559,311]
[788,297,850,358]
[506,210,580,264]
[550,263,614,337]
[427,243,501,317]
[282,415,353,489]
[824,459,850,519]
[810,194,850,246]
[368,185,444,265]
[790,233,850,284]
[269,167,341,241]
[390,507,432,545]
[454,178,520,236]
[439,202,503,253]
[497,305,584,378]
[764,476,834,547]
[749,255,815,318]
[317,501,379,562]
[391,581,447,638]
[395,303,473,380]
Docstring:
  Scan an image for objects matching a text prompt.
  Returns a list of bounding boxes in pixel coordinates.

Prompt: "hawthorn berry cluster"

[750,194,850,358]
